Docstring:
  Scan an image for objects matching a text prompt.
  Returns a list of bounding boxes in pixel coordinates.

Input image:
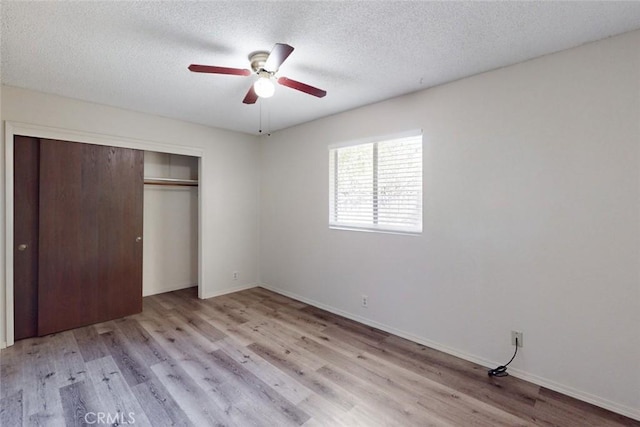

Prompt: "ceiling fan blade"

[264,43,294,71]
[188,64,251,76]
[277,77,327,98]
[242,85,258,104]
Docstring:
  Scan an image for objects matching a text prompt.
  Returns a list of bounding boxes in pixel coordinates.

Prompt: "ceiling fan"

[188,43,327,104]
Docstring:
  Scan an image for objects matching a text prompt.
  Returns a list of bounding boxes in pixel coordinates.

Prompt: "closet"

[13,136,144,339]
[142,152,199,297]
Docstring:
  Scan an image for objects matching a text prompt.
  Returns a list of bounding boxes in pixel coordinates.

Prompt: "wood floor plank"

[131,377,194,427]
[206,299,252,326]
[84,355,152,427]
[298,333,534,426]
[137,315,221,363]
[316,363,448,427]
[72,325,109,363]
[170,306,227,343]
[0,390,23,426]
[152,292,184,311]
[0,339,25,400]
[215,337,314,405]
[100,329,153,387]
[93,320,116,335]
[173,357,264,426]
[205,349,311,426]
[240,318,327,371]
[302,305,390,342]
[296,394,374,427]
[246,287,309,310]
[414,383,535,427]
[137,315,282,426]
[47,331,89,388]
[223,322,264,347]
[2,286,637,427]
[346,403,401,427]
[141,294,175,318]
[59,380,100,427]
[114,317,170,366]
[20,338,65,423]
[532,388,640,427]
[359,336,541,420]
[231,302,362,361]
[321,324,390,353]
[151,361,230,426]
[247,341,356,412]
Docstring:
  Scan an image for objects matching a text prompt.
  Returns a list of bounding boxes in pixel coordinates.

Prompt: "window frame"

[328,130,423,235]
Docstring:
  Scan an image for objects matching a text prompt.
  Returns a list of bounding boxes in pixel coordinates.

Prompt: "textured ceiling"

[2,1,640,135]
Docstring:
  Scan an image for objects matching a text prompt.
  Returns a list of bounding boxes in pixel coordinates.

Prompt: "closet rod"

[144,177,199,187]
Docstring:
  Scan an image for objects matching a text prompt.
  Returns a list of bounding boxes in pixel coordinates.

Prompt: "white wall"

[259,30,640,418]
[1,86,261,346]
[143,152,198,296]
[0,74,4,347]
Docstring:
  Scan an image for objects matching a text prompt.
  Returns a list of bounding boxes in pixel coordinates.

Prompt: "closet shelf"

[144,177,199,187]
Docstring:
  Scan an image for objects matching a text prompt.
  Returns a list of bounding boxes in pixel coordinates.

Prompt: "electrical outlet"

[361,295,368,308]
[511,331,523,347]
[233,271,238,280]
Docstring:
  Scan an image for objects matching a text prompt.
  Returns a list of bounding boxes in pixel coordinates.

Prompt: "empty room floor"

[1,287,637,426]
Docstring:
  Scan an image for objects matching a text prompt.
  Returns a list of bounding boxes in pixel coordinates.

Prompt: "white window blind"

[329,133,422,234]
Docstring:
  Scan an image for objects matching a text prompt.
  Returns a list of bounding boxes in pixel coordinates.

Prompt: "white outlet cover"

[511,331,523,347]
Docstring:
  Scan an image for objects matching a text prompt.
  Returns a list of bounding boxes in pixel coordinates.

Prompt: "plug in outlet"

[233,271,238,280]
[361,295,368,308]
[511,331,523,347]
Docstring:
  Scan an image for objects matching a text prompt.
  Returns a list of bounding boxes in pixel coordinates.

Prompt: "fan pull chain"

[259,100,263,134]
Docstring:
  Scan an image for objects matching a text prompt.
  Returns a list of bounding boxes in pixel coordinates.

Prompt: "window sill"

[329,225,422,237]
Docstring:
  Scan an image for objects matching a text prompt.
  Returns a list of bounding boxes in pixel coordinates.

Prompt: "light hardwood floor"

[1,287,638,426]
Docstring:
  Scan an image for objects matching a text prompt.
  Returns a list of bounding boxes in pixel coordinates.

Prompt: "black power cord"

[488,337,519,377]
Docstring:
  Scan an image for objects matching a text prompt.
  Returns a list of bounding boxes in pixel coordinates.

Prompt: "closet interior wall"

[143,151,198,296]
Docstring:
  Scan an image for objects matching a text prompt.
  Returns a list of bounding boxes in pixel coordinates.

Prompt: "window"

[329,132,422,234]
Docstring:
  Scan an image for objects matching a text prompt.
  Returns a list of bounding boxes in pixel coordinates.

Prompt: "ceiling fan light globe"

[254,77,275,98]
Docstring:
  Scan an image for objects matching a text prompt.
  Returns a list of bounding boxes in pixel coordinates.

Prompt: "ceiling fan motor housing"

[249,52,270,73]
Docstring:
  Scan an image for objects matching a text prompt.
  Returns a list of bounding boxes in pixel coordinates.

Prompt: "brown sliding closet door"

[37,139,144,335]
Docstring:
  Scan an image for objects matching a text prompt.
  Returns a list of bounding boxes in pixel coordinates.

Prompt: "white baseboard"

[201,283,258,299]
[259,283,640,422]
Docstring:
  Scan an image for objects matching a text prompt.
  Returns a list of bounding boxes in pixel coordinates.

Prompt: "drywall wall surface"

[260,30,640,417]
[1,86,260,345]
[0,81,5,348]
[143,152,198,296]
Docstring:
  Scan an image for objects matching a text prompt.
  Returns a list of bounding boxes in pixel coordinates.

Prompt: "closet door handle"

[18,243,28,251]
[136,236,142,243]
